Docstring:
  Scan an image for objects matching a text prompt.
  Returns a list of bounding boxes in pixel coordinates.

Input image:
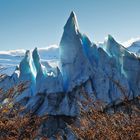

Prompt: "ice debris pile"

[1,11,140,116]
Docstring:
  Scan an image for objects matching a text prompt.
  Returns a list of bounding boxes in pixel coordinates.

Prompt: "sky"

[0,0,140,51]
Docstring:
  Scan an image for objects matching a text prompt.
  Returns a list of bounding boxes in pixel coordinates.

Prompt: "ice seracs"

[60,11,93,92]
[123,52,140,97]
[0,11,140,117]
[32,48,63,94]
[0,46,59,76]
[17,50,36,100]
[64,11,79,33]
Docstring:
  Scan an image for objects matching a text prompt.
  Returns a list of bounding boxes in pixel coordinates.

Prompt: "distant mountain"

[123,38,140,54]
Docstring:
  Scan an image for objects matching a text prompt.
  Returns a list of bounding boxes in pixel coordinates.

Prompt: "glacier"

[0,45,59,76]
[59,11,93,92]
[0,11,140,116]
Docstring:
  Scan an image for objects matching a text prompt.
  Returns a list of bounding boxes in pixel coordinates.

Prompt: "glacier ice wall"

[59,11,93,91]
[0,11,140,116]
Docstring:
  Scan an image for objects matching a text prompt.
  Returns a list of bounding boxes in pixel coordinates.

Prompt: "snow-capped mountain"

[0,11,140,117]
[123,38,140,53]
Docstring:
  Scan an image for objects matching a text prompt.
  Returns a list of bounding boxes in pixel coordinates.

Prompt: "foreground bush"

[0,80,140,139]
[68,98,140,140]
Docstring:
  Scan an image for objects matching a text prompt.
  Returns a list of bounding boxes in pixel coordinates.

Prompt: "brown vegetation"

[69,104,140,140]
[0,78,140,139]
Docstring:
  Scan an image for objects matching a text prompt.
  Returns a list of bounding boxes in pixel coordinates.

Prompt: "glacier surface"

[0,11,140,116]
